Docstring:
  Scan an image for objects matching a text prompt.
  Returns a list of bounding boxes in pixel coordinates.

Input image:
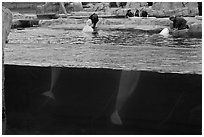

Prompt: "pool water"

[8,28,202,48]
[6,27,202,74]
[4,27,202,135]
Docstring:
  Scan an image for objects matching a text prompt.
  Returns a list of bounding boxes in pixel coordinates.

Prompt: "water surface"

[5,27,202,74]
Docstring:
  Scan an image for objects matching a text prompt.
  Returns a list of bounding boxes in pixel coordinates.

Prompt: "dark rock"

[170,29,189,38]
[11,19,22,28]
[188,23,202,37]
[12,19,39,28]
[109,2,118,8]
[170,23,202,38]
[37,13,59,19]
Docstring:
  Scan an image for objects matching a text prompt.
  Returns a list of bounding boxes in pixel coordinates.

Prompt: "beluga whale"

[159,28,170,37]
[82,19,94,33]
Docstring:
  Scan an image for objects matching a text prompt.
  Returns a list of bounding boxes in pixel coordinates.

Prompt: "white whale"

[159,28,169,37]
[82,19,93,32]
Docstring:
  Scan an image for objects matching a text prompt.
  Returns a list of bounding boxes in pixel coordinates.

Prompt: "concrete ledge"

[69,15,126,19]
[195,16,202,20]
[38,16,201,28]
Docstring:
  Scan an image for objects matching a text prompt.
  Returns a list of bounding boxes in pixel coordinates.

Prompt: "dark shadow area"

[3,65,201,135]
[197,2,202,16]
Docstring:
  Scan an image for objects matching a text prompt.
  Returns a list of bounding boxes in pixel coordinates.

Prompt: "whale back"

[159,28,169,37]
[82,25,93,32]
[83,19,94,32]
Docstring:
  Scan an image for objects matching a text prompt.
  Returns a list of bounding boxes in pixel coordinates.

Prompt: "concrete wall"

[2,6,13,135]
[4,65,201,134]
